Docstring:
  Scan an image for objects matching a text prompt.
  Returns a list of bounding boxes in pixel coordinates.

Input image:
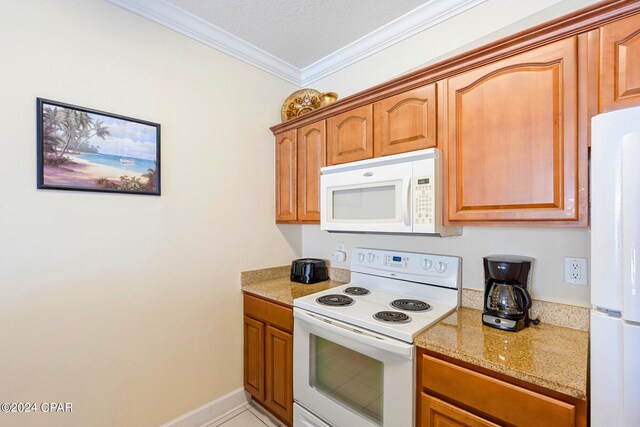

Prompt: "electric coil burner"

[344,286,370,296]
[391,299,431,312]
[373,311,411,323]
[316,294,354,306]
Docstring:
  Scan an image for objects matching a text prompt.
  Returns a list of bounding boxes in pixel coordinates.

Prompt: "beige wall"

[0,1,300,426]
[302,0,600,307]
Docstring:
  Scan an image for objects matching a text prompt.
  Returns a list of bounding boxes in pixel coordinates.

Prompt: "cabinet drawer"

[421,354,576,426]
[422,393,499,427]
[243,294,293,333]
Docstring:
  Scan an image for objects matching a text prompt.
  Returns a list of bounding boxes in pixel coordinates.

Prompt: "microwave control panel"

[413,176,434,225]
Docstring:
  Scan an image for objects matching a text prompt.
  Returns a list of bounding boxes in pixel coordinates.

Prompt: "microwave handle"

[402,177,411,226]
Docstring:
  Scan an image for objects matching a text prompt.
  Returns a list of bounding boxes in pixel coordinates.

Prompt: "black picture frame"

[37,98,161,196]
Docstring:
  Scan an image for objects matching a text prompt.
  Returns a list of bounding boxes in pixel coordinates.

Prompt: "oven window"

[311,335,383,424]
[331,184,397,221]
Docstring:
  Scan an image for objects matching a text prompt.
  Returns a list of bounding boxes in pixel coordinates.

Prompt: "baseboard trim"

[161,387,250,427]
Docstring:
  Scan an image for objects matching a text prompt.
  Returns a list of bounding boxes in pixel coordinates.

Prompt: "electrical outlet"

[331,251,346,262]
[564,257,588,286]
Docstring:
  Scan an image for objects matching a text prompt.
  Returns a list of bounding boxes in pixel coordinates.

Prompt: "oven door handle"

[294,309,414,359]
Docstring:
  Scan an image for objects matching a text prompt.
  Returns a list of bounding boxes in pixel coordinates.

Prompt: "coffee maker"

[482,255,535,332]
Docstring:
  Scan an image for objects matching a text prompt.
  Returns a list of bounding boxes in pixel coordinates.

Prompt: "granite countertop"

[241,265,348,306]
[414,307,589,400]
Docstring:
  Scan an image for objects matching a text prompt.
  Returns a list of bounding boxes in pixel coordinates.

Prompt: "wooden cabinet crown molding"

[270,0,640,135]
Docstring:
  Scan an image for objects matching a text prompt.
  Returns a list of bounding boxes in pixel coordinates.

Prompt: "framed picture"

[37,98,161,195]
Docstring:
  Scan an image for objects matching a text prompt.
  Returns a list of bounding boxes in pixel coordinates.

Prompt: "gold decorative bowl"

[281,89,339,122]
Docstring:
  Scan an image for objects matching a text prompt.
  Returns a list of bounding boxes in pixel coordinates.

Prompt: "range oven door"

[320,160,414,233]
[293,308,415,427]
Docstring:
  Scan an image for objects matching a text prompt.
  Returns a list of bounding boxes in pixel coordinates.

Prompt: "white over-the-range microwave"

[320,148,461,236]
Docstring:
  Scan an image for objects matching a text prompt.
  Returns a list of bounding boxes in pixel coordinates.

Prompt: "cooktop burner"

[343,286,370,296]
[373,311,411,323]
[390,299,431,312]
[316,294,354,306]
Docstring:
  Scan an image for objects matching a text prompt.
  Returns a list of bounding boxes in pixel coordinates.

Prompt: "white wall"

[0,1,300,426]
[302,0,600,307]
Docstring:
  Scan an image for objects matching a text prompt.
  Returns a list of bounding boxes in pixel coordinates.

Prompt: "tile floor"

[204,401,286,427]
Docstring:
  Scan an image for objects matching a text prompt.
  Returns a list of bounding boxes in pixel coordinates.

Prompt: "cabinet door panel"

[446,37,580,223]
[265,326,293,425]
[297,121,325,222]
[275,130,297,222]
[327,105,373,165]
[422,393,499,427]
[374,84,437,157]
[600,13,640,112]
[243,316,265,401]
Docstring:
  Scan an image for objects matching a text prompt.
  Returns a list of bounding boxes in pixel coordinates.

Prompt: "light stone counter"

[241,265,349,306]
[414,307,589,400]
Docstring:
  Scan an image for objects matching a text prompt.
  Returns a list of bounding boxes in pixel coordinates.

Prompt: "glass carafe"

[486,280,532,317]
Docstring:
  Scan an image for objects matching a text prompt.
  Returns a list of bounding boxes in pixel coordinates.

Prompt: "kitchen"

[0,0,637,426]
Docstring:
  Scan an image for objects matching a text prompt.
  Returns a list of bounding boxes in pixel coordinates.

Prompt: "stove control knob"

[358,253,365,263]
[367,253,375,263]
[435,261,447,273]
[421,258,433,270]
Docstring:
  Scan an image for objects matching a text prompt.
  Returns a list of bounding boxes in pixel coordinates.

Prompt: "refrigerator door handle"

[622,133,640,323]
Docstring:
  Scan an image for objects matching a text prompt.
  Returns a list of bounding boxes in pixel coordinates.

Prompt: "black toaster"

[290,258,328,284]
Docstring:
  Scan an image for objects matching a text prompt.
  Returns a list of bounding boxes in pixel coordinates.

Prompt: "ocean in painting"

[76,153,156,174]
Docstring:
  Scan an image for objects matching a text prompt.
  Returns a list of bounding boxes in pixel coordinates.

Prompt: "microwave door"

[321,161,413,233]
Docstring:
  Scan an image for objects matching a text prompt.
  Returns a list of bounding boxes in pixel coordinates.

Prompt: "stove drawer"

[421,354,576,426]
[244,293,293,333]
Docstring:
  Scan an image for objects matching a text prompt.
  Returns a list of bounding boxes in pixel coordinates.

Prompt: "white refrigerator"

[591,106,640,427]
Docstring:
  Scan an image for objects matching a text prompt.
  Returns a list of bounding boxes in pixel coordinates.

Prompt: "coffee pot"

[482,255,536,332]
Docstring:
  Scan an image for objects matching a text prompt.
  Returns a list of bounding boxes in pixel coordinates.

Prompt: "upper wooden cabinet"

[275,130,297,222]
[445,37,584,224]
[327,105,373,165]
[373,84,437,157]
[296,121,325,222]
[275,121,325,224]
[270,3,640,227]
[599,13,640,112]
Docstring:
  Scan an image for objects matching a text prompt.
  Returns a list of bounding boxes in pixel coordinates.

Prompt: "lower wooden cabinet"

[243,316,265,400]
[265,326,293,423]
[243,293,293,426]
[418,350,586,427]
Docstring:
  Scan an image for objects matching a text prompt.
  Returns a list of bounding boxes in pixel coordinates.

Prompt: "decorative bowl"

[280,89,339,122]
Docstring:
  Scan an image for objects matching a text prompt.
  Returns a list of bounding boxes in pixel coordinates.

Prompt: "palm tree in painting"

[42,107,112,160]
[42,106,65,155]
[71,118,110,154]
[56,109,92,158]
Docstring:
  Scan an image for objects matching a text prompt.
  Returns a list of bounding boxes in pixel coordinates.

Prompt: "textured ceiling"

[165,0,429,68]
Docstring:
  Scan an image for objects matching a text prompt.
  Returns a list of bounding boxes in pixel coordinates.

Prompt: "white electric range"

[293,247,461,427]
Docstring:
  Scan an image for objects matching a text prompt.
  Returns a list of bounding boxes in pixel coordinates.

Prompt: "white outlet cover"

[563,257,588,286]
[331,251,346,262]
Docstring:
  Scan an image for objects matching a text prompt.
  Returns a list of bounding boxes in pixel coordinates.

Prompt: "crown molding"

[300,0,487,85]
[107,0,486,86]
[107,0,301,85]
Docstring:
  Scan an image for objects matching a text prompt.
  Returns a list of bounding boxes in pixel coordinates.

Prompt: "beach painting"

[37,98,161,195]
